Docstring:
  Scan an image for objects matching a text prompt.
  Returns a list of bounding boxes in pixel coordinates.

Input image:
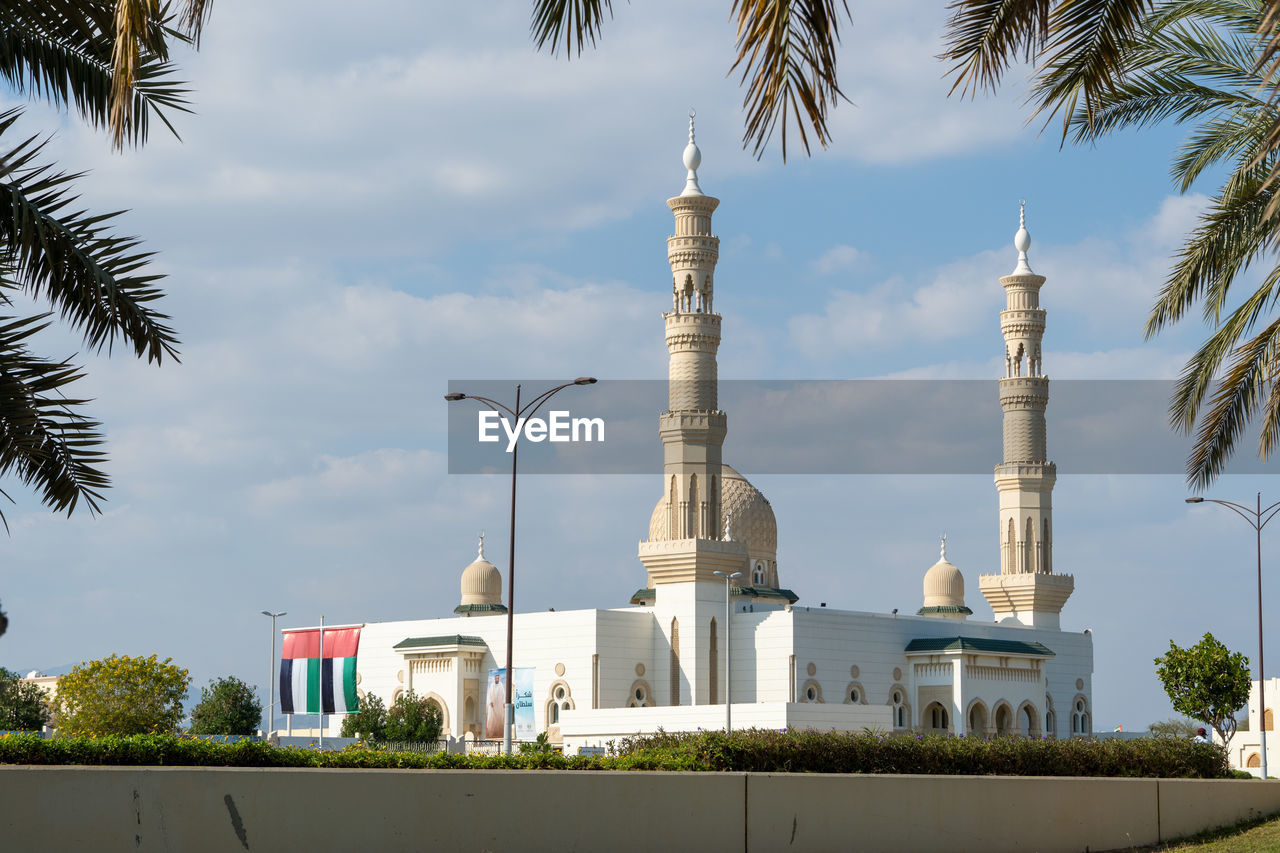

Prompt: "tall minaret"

[979,204,1074,629]
[638,116,750,708]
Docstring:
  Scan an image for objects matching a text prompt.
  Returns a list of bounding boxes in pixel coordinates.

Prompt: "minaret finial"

[681,108,704,197]
[478,531,486,559]
[940,533,948,562]
[1013,199,1033,274]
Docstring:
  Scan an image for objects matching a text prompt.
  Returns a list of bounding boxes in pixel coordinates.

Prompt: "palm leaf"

[530,0,613,57]
[729,0,852,160]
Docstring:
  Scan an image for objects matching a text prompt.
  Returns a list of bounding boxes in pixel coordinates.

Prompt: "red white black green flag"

[280,625,362,714]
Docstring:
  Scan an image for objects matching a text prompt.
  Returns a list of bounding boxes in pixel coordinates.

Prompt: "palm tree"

[954,0,1278,487]
[0,1,211,634]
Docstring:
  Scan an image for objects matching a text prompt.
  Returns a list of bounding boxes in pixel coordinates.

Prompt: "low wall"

[2,767,1279,852]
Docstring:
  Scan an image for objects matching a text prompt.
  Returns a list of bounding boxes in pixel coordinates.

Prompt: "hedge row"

[0,730,1230,778]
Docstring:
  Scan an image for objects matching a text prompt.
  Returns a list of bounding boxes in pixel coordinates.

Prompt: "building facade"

[323,122,1095,748]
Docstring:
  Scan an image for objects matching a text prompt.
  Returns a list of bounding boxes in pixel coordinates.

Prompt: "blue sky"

[0,0,1272,731]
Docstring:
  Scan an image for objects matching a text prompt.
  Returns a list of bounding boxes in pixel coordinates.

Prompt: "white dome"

[922,558,965,609]
[460,536,502,607]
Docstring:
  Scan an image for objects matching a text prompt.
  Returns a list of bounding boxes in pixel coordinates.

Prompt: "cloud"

[812,244,865,275]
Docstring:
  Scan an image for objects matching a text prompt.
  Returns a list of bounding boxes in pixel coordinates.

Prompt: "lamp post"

[713,570,741,733]
[1186,492,1280,779]
[446,377,597,754]
[261,610,287,738]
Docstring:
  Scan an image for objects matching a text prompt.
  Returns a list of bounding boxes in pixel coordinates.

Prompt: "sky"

[0,0,1272,732]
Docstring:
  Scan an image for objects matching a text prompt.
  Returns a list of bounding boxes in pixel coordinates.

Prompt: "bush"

[0,668,51,731]
[340,693,387,741]
[56,655,190,736]
[0,729,1232,777]
[189,677,263,736]
[384,691,442,743]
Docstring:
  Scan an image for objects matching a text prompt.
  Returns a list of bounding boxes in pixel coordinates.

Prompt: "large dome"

[647,463,777,561]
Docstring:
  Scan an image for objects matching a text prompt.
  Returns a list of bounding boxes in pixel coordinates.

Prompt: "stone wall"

[3,767,1279,852]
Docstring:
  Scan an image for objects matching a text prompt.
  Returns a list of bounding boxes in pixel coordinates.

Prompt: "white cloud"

[812,244,865,275]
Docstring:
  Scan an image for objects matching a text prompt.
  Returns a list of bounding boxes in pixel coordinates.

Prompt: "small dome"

[923,538,965,609]
[460,534,502,607]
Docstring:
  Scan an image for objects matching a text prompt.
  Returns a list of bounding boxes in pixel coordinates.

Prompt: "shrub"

[385,691,442,743]
[0,729,1231,778]
[340,693,387,741]
[189,677,263,736]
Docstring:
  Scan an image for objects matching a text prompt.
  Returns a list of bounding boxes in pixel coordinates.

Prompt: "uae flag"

[280,625,362,714]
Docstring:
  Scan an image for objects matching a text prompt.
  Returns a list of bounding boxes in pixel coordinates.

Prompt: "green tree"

[384,691,443,743]
[188,676,263,736]
[1155,632,1251,745]
[0,666,50,730]
[56,654,190,735]
[340,692,388,741]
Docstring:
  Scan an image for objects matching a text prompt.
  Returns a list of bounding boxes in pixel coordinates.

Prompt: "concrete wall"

[4,767,1279,853]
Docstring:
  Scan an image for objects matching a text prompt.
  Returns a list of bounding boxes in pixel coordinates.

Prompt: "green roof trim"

[736,585,800,603]
[630,586,799,605]
[393,635,488,650]
[904,637,1054,657]
[916,605,974,615]
[452,603,508,615]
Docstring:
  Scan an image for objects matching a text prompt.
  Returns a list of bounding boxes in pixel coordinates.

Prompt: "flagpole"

[319,614,324,749]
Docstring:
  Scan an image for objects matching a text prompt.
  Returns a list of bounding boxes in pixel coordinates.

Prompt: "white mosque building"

[342,123,1095,749]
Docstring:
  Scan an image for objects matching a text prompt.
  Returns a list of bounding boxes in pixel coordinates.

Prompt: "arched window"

[670,617,681,706]
[1005,518,1016,573]
[464,695,476,726]
[709,618,718,705]
[545,680,574,728]
[1071,695,1090,737]
[1248,753,1262,768]
[801,680,823,704]
[687,476,698,541]
[1025,517,1035,574]
[845,682,866,705]
[1042,518,1052,573]
[627,680,654,707]
[709,476,719,538]
[1044,694,1056,738]
[753,562,765,585]
[889,686,909,729]
[668,475,679,539]
[1265,708,1274,731]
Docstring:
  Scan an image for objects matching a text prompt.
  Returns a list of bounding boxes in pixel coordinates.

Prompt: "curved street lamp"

[446,377,596,754]
[1186,492,1280,778]
[261,610,287,738]
[712,570,742,733]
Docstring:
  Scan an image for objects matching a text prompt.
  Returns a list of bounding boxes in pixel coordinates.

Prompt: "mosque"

[341,123,1095,749]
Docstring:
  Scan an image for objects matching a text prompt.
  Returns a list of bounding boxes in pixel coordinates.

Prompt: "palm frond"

[729,0,852,160]
[1029,0,1160,136]
[0,312,108,520]
[0,109,178,363]
[1180,311,1280,489]
[942,0,1051,97]
[530,0,613,58]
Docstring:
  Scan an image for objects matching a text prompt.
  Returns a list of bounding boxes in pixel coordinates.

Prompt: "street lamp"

[1186,492,1280,779]
[712,570,742,733]
[261,610,287,738]
[446,377,597,754]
